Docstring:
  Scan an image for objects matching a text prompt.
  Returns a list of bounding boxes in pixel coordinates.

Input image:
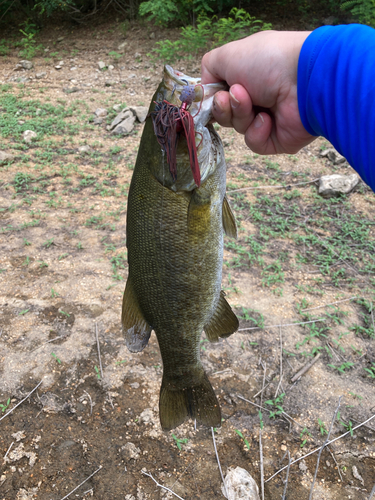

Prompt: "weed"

[328,362,355,374]
[235,429,250,450]
[172,434,188,451]
[265,393,285,419]
[22,256,30,266]
[19,309,30,315]
[318,418,328,436]
[51,288,59,298]
[51,352,61,364]
[364,362,375,378]
[58,253,68,260]
[43,238,54,248]
[94,366,101,379]
[0,398,11,413]
[300,427,312,447]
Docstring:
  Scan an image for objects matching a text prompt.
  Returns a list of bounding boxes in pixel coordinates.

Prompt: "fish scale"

[122,65,239,430]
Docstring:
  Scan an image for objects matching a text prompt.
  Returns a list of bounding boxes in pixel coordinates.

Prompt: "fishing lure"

[151,84,203,187]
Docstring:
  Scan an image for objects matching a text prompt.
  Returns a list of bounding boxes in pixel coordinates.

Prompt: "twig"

[226,178,319,194]
[211,428,227,499]
[301,297,357,312]
[309,397,342,500]
[369,483,375,500]
[237,395,304,429]
[327,447,343,482]
[59,465,102,500]
[95,322,103,379]
[290,354,321,383]
[260,362,266,408]
[275,326,283,398]
[0,380,43,423]
[83,390,93,416]
[252,381,272,400]
[31,336,63,352]
[265,411,375,483]
[3,441,14,460]
[259,429,264,500]
[281,450,291,500]
[238,318,326,332]
[141,470,185,500]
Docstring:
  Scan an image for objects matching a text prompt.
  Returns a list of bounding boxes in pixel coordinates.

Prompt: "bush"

[150,8,272,63]
[341,0,375,26]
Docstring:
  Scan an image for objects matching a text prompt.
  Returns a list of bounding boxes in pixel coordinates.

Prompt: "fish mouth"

[163,65,227,126]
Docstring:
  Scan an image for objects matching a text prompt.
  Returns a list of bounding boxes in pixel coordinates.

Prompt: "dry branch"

[0,380,43,423]
[226,178,319,194]
[59,465,102,500]
[238,318,326,332]
[141,470,185,500]
[265,411,375,483]
[290,353,321,383]
[211,427,227,498]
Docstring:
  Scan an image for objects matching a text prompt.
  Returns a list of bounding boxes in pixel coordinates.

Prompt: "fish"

[121,65,239,430]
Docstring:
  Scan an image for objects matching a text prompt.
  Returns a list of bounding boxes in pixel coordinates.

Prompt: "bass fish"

[122,65,239,430]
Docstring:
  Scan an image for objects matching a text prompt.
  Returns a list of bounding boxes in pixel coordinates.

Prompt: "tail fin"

[159,372,221,430]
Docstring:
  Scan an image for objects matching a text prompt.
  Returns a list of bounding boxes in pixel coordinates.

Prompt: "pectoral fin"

[204,290,239,342]
[222,195,237,238]
[122,276,152,352]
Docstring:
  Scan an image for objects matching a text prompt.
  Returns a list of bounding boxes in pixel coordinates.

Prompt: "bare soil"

[0,18,374,500]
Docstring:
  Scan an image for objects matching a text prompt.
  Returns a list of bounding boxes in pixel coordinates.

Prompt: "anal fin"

[223,195,237,238]
[204,290,239,342]
[121,276,152,352]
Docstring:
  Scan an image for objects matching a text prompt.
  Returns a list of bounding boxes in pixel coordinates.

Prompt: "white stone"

[20,60,33,70]
[222,467,260,500]
[23,130,37,143]
[0,151,15,164]
[318,174,359,197]
[98,61,106,70]
[94,108,107,117]
[109,109,133,130]
[112,115,135,135]
[129,106,148,123]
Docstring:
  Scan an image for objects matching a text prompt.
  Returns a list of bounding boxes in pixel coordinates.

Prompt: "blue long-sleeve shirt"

[298,24,375,190]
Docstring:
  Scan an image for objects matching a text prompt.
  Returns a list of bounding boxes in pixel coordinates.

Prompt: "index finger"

[201,45,236,85]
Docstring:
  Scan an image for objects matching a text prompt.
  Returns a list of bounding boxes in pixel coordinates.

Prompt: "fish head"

[148,65,227,192]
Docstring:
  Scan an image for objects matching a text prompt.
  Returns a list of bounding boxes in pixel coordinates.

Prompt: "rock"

[98,61,106,70]
[113,104,122,112]
[20,60,33,70]
[63,87,79,94]
[35,72,46,79]
[129,382,139,388]
[318,174,359,197]
[78,145,91,154]
[120,442,140,460]
[16,487,39,500]
[12,431,26,442]
[322,15,337,25]
[55,65,62,70]
[128,73,136,79]
[108,65,114,71]
[129,106,148,123]
[105,80,116,87]
[23,130,37,143]
[93,118,103,125]
[118,41,128,51]
[149,32,155,39]
[112,114,136,135]
[352,465,364,485]
[134,52,142,60]
[57,36,64,42]
[320,147,346,164]
[94,108,107,118]
[58,60,64,66]
[0,151,15,164]
[139,408,154,424]
[109,109,133,130]
[222,467,260,500]
[70,66,77,71]
[124,496,135,500]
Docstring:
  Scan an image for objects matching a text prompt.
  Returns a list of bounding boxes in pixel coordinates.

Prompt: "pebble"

[0,151,15,164]
[35,72,46,79]
[98,61,106,70]
[222,467,260,500]
[20,60,33,70]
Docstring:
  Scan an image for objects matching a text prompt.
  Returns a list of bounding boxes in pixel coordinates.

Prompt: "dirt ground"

[0,16,374,500]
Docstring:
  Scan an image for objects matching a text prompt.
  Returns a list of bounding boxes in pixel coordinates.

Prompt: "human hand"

[201,30,316,155]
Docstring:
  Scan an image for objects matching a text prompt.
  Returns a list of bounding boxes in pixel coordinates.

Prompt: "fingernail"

[213,95,223,113]
[254,113,264,129]
[229,90,240,109]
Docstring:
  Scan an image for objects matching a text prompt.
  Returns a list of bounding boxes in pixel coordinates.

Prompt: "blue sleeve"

[298,24,375,191]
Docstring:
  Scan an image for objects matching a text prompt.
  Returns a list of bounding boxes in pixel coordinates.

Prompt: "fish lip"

[164,65,226,94]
